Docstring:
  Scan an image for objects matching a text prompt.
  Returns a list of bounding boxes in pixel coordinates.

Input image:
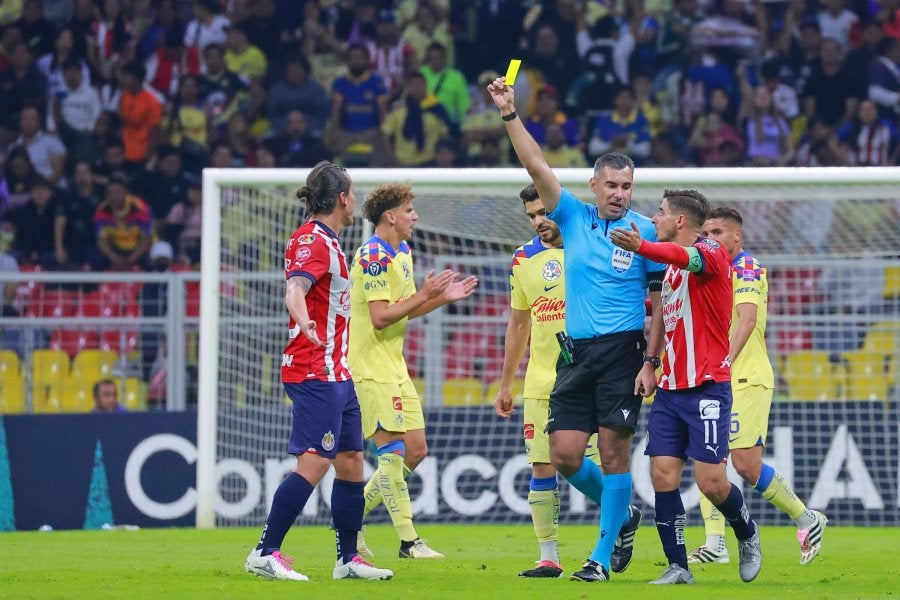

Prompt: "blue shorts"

[285,379,363,459]
[645,381,732,464]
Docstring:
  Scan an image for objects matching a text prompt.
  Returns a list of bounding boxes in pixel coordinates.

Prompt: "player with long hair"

[245,161,393,582]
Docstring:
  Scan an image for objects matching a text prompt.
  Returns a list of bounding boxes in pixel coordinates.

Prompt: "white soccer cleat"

[357,525,374,560]
[737,528,762,583]
[245,548,309,581]
[649,563,694,584]
[399,538,445,559]
[687,544,731,564]
[333,555,394,580]
[798,510,828,565]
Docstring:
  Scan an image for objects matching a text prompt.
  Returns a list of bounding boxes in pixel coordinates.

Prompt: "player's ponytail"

[296,161,352,219]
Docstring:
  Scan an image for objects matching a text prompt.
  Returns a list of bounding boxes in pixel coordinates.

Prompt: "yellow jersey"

[349,236,416,383]
[510,237,565,399]
[731,251,775,389]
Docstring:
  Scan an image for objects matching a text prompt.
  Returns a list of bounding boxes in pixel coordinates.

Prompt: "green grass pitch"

[2,524,897,599]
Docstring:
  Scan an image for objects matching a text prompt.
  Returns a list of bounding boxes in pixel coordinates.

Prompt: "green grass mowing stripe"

[1,525,897,600]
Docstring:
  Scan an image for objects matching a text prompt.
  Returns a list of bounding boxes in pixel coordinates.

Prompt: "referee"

[488,76,665,583]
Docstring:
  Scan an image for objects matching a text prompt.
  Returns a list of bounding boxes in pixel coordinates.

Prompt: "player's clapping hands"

[443,275,478,302]
[421,269,457,299]
[610,221,644,252]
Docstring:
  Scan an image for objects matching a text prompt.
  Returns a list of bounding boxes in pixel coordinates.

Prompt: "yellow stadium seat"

[442,378,485,406]
[0,350,19,378]
[71,350,118,385]
[122,377,148,411]
[0,351,25,413]
[32,350,70,413]
[59,385,93,413]
[862,322,898,354]
[782,351,840,401]
[883,265,900,299]
[484,378,525,407]
[410,378,426,402]
[843,350,895,401]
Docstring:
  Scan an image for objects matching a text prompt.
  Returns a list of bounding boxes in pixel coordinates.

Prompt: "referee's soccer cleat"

[687,544,731,564]
[399,538,445,559]
[245,548,309,581]
[797,510,828,565]
[570,559,609,582]
[610,504,642,573]
[737,527,762,583]
[357,525,374,560]
[649,563,694,584]
[333,555,393,580]
[518,560,564,578]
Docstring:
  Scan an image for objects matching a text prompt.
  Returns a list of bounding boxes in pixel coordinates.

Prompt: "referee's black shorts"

[548,329,646,434]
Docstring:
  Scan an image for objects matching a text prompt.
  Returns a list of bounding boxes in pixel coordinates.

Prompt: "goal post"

[197,167,900,528]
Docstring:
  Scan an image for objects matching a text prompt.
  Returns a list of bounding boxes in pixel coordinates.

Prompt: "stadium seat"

[862,322,898,354]
[474,293,509,318]
[32,349,71,413]
[185,280,201,317]
[444,332,475,379]
[484,378,525,406]
[773,327,813,354]
[100,298,140,358]
[59,386,93,413]
[404,326,425,378]
[122,377,148,411]
[71,350,118,387]
[444,331,504,381]
[781,351,840,401]
[768,268,825,315]
[843,350,894,401]
[410,377,426,401]
[0,351,25,413]
[882,265,900,299]
[442,378,485,406]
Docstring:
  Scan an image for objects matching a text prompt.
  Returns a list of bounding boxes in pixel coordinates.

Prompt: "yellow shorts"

[729,385,774,450]
[356,378,425,439]
[524,397,599,465]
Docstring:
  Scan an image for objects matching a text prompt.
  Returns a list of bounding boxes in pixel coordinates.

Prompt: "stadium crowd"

[0,0,898,275]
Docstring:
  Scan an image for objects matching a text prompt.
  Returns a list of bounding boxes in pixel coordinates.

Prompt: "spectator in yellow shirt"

[381,72,449,166]
[542,123,588,167]
[224,24,267,82]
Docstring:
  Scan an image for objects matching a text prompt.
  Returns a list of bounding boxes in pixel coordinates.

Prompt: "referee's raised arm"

[487,76,562,212]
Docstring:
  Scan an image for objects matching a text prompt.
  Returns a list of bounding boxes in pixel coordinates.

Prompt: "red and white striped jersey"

[851,123,893,166]
[364,40,414,95]
[281,220,352,383]
[658,237,733,390]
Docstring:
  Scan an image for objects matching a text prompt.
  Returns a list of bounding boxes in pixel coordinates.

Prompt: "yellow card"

[505,59,522,86]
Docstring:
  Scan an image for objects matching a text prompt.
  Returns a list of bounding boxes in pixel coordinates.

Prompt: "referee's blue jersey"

[548,187,665,340]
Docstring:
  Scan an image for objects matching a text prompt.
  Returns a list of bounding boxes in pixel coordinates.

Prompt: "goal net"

[197,167,900,529]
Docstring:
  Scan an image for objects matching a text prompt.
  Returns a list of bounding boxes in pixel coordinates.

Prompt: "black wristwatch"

[644,355,661,369]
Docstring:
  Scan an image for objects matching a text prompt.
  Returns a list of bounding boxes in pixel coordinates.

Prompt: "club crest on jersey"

[322,431,335,451]
[297,234,316,245]
[612,247,633,273]
[402,262,411,281]
[542,259,562,281]
[295,247,311,261]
